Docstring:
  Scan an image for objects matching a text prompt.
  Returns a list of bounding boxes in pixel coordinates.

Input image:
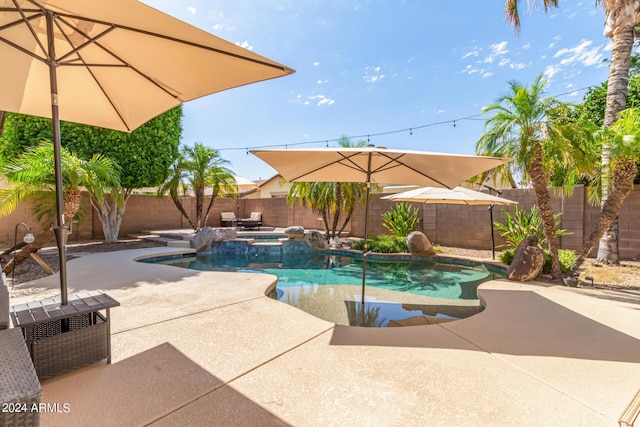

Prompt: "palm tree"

[286,138,368,241]
[504,0,640,263]
[477,74,595,279]
[570,107,640,272]
[0,141,120,273]
[159,142,235,231]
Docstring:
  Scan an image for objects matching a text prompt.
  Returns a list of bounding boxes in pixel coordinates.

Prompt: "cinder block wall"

[1,186,639,260]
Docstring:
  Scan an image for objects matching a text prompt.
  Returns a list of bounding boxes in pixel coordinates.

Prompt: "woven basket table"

[0,328,41,426]
[10,290,119,380]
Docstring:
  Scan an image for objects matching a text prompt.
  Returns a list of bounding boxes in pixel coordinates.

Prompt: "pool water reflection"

[143,252,503,327]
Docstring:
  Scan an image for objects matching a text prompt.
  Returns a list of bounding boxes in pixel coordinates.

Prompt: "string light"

[219,85,594,153]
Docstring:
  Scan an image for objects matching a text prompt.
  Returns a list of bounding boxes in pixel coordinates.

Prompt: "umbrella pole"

[361,180,372,308]
[47,12,69,305]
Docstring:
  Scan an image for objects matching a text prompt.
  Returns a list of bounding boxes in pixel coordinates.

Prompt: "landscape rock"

[284,225,305,240]
[190,227,237,252]
[213,227,238,243]
[406,231,436,256]
[304,230,328,249]
[506,236,546,281]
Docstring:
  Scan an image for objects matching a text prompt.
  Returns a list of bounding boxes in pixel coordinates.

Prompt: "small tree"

[0,142,120,273]
[159,142,235,231]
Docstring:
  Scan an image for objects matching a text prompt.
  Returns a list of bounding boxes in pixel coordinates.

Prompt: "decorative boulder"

[190,227,215,252]
[212,227,238,243]
[304,230,328,249]
[190,227,238,252]
[284,225,305,240]
[506,236,546,281]
[406,231,436,256]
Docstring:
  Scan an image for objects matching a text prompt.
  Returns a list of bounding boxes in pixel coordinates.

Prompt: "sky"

[141,0,615,181]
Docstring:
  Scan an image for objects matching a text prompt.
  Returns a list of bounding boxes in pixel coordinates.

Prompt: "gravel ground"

[2,238,639,291]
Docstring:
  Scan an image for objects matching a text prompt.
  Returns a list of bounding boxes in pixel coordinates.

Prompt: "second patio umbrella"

[250,146,510,305]
[0,0,294,304]
[382,186,517,258]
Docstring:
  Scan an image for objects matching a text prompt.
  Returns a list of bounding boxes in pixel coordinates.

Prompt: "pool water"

[143,253,503,327]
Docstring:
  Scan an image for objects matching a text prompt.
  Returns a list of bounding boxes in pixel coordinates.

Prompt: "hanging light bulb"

[23,233,35,244]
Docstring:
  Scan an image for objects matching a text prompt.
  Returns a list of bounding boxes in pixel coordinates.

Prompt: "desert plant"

[351,235,408,253]
[498,248,577,273]
[494,205,569,250]
[381,202,420,238]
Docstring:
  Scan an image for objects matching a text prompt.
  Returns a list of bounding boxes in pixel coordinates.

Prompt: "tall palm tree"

[477,74,595,279]
[0,141,120,273]
[504,0,640,263]
[571,107,640,272]
[159,142,235,231]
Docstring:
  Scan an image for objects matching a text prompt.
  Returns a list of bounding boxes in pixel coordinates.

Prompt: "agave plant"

[381,202,421,238]
[494,205,569,250]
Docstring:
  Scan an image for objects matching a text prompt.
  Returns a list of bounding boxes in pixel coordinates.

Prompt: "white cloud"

[509,62,526,70]
[363,66,385,83]
[313,61,320,66]
[236,40,254,51]
[294,95,335,106]
[543,64,561,79]
[462,50,479,59]
[316,79,328,84]
[483,41,509,63]
[498,58,510,67]
[187,6,196,15]
[482,71,494,78]
[213,24,223,30]
[553,39,607,67]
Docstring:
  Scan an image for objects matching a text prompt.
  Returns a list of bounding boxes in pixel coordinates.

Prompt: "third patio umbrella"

[0,0,294,304]
[382,186,517,258]
[250,146,510,305]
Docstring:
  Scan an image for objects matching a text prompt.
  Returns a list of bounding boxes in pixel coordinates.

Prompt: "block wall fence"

[1,185,638,260]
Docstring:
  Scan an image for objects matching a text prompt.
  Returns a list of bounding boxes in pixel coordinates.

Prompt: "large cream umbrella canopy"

[0,0,294,304]
[381,186,515,205]
[251,146,510,307]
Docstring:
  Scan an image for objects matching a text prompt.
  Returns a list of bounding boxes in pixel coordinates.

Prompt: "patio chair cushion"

[248,212,261,221]
[220,212,236,220]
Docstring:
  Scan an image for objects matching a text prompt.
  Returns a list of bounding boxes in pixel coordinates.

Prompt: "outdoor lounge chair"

[220,212,237,227]
[238,212,262,229]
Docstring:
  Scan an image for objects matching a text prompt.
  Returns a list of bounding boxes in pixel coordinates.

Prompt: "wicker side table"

[0,328,42,426]
[10,290,120,380]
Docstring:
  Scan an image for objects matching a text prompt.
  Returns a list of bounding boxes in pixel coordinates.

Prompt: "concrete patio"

[8,246,640,426]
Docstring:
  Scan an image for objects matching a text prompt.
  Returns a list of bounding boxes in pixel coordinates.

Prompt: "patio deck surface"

[8,246,640,426]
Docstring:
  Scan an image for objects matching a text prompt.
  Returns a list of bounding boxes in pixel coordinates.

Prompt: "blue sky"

[142,1,614,181]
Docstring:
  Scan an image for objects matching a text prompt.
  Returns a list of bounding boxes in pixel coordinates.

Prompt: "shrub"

[351,235,408,253]
[381,202,420,238]
[494,205,570,249]
[498,248,577,273]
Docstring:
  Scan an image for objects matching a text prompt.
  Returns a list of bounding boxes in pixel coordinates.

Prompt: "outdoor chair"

[238,212,262,229]
[220,212,237,227]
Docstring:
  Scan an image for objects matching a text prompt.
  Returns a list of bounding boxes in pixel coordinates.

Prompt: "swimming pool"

[141,252,503,327]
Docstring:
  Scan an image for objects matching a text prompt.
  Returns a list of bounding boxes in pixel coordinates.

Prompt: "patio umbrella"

[250,146,510,306]
[382,186,517,258]
[0,0,294,304]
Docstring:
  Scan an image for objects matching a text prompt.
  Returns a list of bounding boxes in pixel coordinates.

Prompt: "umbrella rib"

[375,152,453,188]
[0,5,48,61]
[46,9,291,73]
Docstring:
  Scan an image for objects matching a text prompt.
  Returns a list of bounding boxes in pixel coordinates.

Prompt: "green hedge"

[351,235,408,253]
